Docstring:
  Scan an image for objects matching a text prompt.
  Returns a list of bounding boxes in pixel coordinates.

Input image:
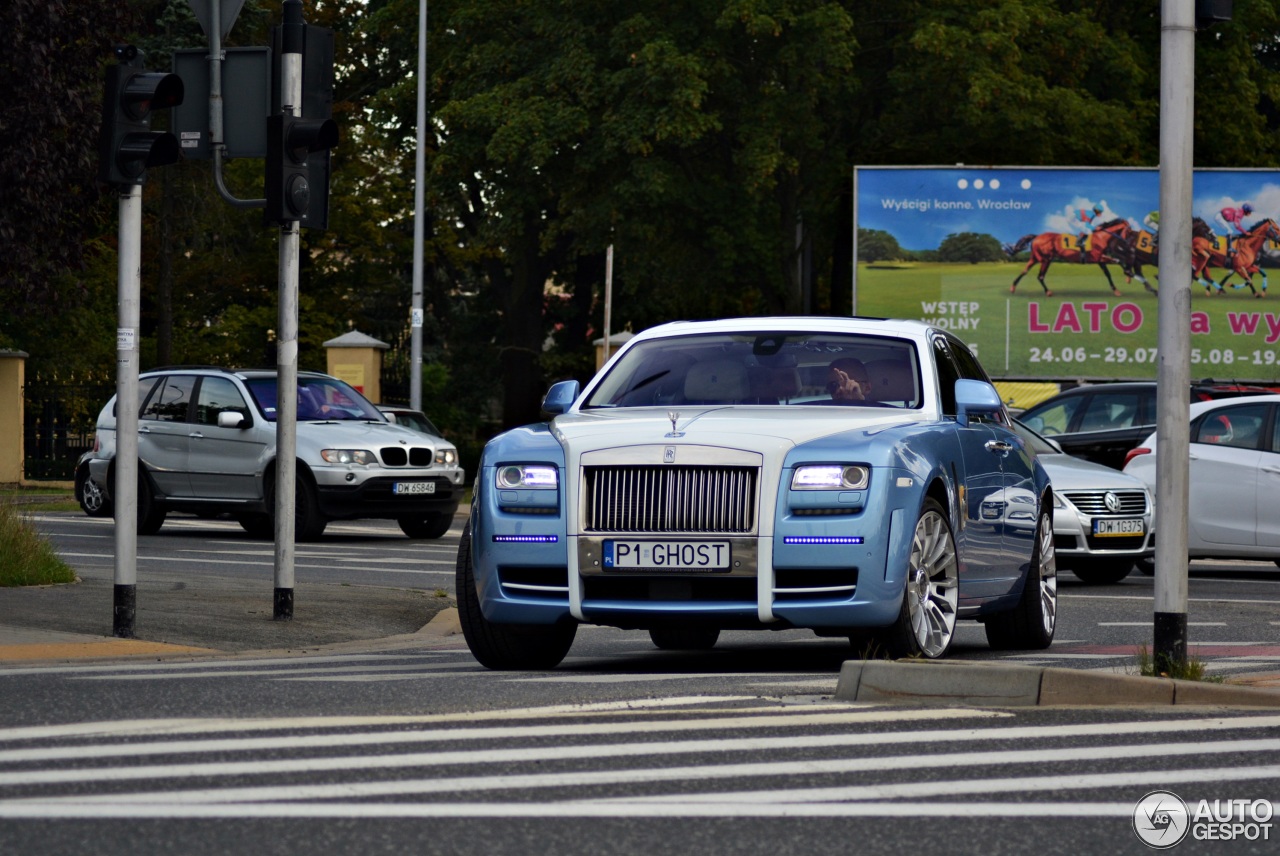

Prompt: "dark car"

[1019,381,1274,469]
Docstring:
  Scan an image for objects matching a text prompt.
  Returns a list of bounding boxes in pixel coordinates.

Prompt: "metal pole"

[409,0,427,411]
[1153,0,1195,669]
[113,185,142,638]
[208,0,263,209]
[273,0,304,620]
[603,245,614,364]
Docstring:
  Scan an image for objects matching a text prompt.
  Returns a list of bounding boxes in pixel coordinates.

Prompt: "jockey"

[1217,202,1253,250]
[1143,210,1160,234]
[1077,203,1103,259]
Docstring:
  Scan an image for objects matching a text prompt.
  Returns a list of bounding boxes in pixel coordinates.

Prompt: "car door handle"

[1262,465,1280,474]
[138,426,151,433]
[188,431,204,439]
[985,440,1013,454]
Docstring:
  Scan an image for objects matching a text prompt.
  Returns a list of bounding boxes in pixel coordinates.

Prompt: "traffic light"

[98,46,184,187]
[265,111,338,224]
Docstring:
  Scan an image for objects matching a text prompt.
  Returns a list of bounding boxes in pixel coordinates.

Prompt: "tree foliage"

[7,0,1280,444]
[937,232,1006,264]
[858,229,904,263]
[0,0,144,330]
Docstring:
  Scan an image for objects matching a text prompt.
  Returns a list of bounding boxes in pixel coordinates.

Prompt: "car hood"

[1037,452,1147,491]
[552,406,923,457]
[295,419,444,447]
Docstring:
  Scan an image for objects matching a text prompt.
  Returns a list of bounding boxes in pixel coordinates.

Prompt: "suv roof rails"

[145,365,233,373]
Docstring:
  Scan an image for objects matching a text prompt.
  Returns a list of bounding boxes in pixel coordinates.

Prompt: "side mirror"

[217,410,250,429]
[955,379,1004,426]
[542,380,581,415]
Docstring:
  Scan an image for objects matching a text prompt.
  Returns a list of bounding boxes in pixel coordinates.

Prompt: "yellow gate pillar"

[323,331,390,404]
[0,350,28,486]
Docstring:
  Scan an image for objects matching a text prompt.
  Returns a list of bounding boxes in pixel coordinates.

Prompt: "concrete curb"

[836,659,1280,708]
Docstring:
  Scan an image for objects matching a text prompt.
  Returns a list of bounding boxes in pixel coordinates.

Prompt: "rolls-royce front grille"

[583,465,758,533]
[1060,490,1148,515]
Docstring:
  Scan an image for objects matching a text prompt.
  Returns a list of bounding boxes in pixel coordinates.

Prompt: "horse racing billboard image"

[853,166,1280,381]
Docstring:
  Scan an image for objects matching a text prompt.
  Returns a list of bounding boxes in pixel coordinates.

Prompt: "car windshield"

[581,331,922,409]
[387,410,443,437]
[244,376,385,422]
[1012,418,1062,455]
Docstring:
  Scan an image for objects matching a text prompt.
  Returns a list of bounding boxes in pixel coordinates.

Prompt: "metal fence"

[23,377,113,481]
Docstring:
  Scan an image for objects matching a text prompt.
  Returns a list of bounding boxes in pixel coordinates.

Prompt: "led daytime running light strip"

[782,536,864,545]
[492,535,559,543]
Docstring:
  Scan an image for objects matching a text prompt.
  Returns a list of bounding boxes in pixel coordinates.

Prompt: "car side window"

[945,337,1002,424]
[1022,396,1082,436]
[1078,393,1141,432]
[140,375,197,422]
[948,338,990,383]
[932,338,961,416]
[1193,403,1268,450]
[195,376,248,426]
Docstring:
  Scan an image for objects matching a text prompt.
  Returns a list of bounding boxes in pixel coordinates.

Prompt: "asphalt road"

[14,510,1280,678]
[4,512,1280,854]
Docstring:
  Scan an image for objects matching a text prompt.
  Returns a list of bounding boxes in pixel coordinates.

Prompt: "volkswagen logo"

[1104,491,1122,513]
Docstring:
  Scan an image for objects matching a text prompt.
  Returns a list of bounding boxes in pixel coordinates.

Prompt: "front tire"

[986,507,1057,650]
[261,471,327,541]
[456,520,577,670]
[877,498,959,659]
[649,627,720,650]
[398,513,453,539]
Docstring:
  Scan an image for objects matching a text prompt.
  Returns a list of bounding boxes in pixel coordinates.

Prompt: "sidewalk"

[0,572,458,662]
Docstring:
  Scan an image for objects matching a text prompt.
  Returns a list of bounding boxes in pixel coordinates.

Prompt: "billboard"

[854,166,1280,381]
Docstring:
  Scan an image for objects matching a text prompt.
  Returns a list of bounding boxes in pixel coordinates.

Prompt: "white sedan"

[1012,420,1154,584]
[1122,394,1280,563]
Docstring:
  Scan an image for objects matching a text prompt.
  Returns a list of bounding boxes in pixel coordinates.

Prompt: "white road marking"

[1,716,1276,785]
[1098,622,1226,626]
[12,738,1279,807]
[74,662,482,681]
[0,653,447,679]
[0,702,993,744]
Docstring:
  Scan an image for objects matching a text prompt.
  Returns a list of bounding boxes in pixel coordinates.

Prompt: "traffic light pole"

[113,186,142,638]
[273,1,305,621]
[1153,0,1196,671]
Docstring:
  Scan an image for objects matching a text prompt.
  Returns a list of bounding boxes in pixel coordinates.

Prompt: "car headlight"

[496,464,558,489]
[791,465,870,491]
[321,449,376,465]
[436,448,458,466]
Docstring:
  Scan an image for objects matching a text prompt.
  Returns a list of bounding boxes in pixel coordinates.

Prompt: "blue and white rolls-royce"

[457,317,1056,669]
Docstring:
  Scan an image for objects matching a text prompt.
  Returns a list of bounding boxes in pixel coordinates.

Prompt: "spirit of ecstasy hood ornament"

[666,411,684,438]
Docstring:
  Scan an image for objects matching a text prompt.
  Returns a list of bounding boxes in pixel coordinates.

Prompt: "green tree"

[857,228,904,263]
[937,232,1005,264]
[0,0,145,353]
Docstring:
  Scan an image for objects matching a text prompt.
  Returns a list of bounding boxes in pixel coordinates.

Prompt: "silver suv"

[88,368,466,539]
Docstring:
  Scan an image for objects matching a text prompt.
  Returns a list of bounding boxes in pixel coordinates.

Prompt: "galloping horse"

[1006,225,1137,297]
[1192,217,1280,297]
[1091,218,1158,295]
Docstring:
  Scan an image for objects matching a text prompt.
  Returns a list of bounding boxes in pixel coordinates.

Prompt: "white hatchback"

[1123,394,1280,563]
